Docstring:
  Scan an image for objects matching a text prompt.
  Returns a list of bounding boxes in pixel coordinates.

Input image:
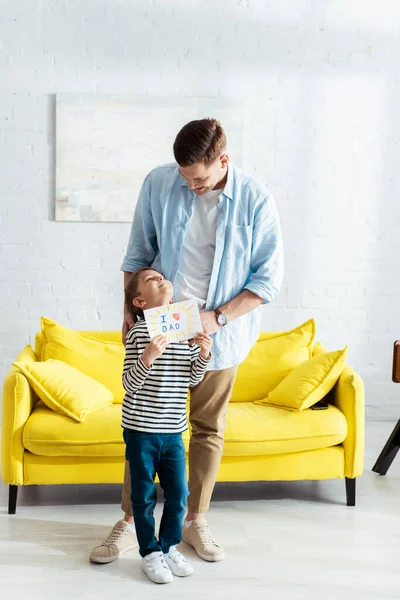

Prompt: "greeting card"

[144,299,203,343]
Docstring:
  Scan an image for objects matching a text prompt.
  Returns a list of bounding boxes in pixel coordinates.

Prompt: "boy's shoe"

[142,551,173,584]
[89,520,137,564]
[182,519,224,562]
[164,546,194,577]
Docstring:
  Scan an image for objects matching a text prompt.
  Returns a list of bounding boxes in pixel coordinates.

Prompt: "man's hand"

[200,311,220,335]
[122,309,135,346]
[191,332,213,360]
[141,335,169,368]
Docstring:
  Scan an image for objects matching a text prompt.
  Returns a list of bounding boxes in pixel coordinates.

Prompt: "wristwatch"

[214,308,228,327]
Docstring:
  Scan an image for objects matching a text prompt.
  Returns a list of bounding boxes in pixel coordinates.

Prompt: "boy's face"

[133,270,173,310]
[178,154,229,195]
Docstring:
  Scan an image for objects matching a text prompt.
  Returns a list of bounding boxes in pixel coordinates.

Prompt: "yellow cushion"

[13,360,114,423]
[40,317,125,402]
[259,347,348,411]
[312,341,327,356]
[231,319,316,402]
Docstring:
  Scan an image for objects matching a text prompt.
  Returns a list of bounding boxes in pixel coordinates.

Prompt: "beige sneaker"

[182,519,224,562]
[89,519,137,564]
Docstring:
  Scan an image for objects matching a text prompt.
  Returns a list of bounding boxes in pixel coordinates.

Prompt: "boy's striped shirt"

[122,320,209,433]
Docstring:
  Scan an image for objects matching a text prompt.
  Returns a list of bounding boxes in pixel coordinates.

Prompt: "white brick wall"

[1,1,400,419]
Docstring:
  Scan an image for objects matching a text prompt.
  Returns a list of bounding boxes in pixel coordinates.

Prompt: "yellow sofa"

[1,326,365,514]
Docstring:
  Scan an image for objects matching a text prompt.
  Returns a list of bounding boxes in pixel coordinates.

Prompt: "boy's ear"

[133,296,146,309]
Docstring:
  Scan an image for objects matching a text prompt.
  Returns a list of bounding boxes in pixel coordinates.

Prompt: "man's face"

[178,154,229,195]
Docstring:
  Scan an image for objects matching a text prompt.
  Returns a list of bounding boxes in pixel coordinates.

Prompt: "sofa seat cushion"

[24,400,347,459]
[23,401,190,457]
[222,402,348,456]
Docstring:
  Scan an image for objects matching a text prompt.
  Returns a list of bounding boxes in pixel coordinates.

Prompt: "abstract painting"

[55,95,244,222]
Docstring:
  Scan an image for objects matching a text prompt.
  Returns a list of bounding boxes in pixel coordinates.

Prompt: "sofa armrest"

[331,365,365,478]
[1,345,37,486]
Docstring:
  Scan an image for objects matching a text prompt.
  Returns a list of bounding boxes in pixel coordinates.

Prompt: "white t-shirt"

[174,188,223,309]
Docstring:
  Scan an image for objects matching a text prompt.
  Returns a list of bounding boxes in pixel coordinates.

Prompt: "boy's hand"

[141,335,169,368]
[192,332,213,360]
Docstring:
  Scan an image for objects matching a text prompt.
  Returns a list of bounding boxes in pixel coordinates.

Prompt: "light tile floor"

[1,422,400,600]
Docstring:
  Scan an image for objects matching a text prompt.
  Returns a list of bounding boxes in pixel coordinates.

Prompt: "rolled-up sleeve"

[244,194,284,304]
[121,173,158,273]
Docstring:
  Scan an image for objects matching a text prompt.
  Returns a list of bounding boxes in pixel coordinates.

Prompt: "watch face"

[217,312,228,326]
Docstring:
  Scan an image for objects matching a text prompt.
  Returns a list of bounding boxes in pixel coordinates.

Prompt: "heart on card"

[172,313,180,321]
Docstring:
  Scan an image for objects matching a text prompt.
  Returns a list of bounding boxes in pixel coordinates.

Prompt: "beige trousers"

[121,366,238,515]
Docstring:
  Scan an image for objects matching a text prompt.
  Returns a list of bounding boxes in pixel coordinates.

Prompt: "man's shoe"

[89,519,137,564]
[164,546,194,576]
[142,551,173,584]
[182,519,224,562]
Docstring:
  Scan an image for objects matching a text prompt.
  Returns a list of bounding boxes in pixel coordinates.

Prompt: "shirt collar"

[178,163,233,200]
[222,164,233,200]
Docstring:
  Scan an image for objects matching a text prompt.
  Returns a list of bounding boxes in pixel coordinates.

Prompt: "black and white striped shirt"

[122,320,210,433]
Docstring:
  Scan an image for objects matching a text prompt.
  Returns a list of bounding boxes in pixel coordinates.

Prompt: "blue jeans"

[123,429,188,558]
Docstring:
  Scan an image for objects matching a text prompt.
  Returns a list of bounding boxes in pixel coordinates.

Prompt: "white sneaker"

[164,546,194,577]
[141,551,173,584]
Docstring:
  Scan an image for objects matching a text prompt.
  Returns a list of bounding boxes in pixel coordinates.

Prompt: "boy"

[123,267,212,584]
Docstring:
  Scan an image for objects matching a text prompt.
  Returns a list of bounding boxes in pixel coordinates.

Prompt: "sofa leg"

[345,477,356,507]
[8,485,18,514]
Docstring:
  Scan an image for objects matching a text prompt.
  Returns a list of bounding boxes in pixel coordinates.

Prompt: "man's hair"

[173,118,226,167]
[124,267,154,323]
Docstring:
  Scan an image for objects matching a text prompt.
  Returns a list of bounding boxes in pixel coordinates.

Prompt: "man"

[90,118,283,564]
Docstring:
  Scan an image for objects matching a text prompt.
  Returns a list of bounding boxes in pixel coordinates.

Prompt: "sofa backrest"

[35,330,122,359]
[35,330,282,360]
[34,328,320,404]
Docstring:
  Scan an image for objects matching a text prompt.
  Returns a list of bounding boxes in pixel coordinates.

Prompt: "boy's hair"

[124,267,154,323]
[173,118,226,167]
